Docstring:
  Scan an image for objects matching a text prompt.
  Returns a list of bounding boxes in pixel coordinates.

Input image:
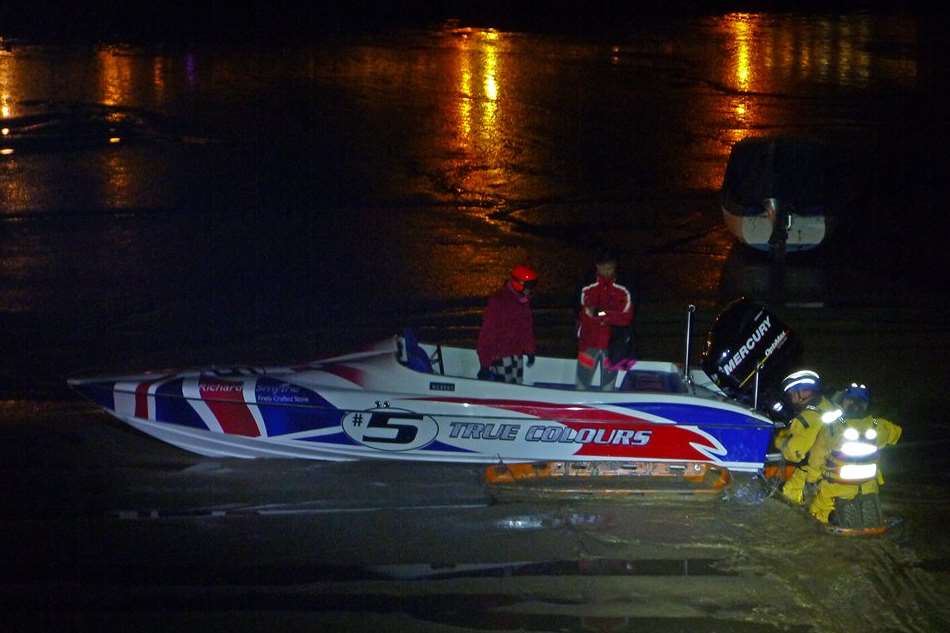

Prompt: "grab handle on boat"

[683,304,696,390]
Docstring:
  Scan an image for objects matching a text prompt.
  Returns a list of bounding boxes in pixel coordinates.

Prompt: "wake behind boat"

[69,299,800,477]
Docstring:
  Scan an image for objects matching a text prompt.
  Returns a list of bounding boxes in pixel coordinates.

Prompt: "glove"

[477,367,492,380]
[526,354,535,367]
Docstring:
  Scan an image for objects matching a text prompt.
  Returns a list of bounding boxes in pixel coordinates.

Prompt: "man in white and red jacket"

[576,248,634,390]
[476,265,538,383]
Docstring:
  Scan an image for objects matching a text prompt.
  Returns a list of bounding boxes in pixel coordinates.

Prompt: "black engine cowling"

[701,297,802,401]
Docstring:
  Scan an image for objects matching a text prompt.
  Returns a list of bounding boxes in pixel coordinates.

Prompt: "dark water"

[2,11,948,387]
[2,8,950,632]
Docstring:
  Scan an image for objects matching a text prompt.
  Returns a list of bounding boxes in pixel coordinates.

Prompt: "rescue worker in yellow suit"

[806,382,902,524]
[773,370,839,506]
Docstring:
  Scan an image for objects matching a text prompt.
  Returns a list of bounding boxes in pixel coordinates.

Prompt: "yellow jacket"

[774,396,837,463]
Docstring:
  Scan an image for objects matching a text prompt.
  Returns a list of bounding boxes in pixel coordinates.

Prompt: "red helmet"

[509,264,538,293]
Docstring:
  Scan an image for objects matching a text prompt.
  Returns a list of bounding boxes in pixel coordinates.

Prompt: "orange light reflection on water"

[730,14,754,93]
[450,27,513,208]
[98,48,133,106]
[443,26,525,296]
[481,40,499,141]
[702,12,919,193]
[711,12,764,167]
[458,46,472,138]
[101,153,131,207]
[0,54,14,118]
[720,12,900,96]
[152,57,166,103]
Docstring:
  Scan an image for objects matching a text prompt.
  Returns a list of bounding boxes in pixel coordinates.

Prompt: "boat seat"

[402,328,433,374]
[620,370,685,393]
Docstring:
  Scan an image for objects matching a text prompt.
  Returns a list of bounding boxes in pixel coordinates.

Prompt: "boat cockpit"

[396,330,711,395]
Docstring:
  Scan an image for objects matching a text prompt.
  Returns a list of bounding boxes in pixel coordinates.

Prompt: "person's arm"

[580,282,608,323]
[875,417,902,447]
[806,427,831,476]
[779,413,821,462]
[578,281,596,316]
[778,418,806,461]
[604,284,633,326]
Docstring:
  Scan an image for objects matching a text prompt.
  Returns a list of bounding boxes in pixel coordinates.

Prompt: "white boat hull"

[722,208,827,252]
[70,335,778,473]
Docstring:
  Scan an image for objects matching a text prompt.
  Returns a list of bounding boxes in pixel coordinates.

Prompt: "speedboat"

[69,299,800,477]
[720,136,863,257]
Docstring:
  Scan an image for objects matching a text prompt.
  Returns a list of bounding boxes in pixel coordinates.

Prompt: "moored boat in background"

[720,136,866,260]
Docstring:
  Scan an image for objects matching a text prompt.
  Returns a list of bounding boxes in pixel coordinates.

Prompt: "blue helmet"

[781,370,821,395]
[841,382,870,417]
[843,382,870,403]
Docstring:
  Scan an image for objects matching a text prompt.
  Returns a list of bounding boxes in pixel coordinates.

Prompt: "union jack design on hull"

[69,333,777,472]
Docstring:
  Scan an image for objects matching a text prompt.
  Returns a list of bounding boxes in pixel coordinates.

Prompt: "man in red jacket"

[576,248,634,391]
[477,265,538,383]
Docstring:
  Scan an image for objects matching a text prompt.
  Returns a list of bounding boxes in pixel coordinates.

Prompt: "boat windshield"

[618,369,687,393]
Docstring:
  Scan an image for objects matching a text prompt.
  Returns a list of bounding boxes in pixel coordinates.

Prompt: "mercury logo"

[762,330,788,358]
[721,316,772,376]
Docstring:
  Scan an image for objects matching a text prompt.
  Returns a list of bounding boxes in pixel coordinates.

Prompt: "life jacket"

[820,418,882,484]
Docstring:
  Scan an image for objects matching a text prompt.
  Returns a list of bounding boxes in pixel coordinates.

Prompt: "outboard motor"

[701,297,802,409]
